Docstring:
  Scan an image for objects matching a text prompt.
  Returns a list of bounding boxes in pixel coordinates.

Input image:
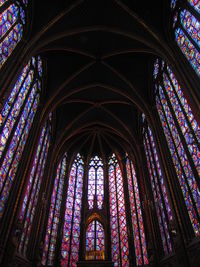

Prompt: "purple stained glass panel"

[61,154,84,267]
[126,158,149,265]
[88,166,95,209]
[18,117,51,255]
[109,154,129,267]
[157,86,200,236]
[175,27,200,76]
[188,0,200,14]
[180,10,200,47]
[0,1,27,68]
[42,154,67,265]
[86,221,95,253]
[88,156,104,209]
[0,56,41,219]
[154,59,200,236]
[86,220,104,260]
[0,0,8,7]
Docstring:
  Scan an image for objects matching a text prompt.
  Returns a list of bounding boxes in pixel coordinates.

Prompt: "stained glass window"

[18,114,52,255]
[143,116,173,255]
[0,56,42,219]
[42,153,67,266]
[0,0,28,68]
[88,156,104,209]
[109,154,129,267]
[188,0,200,14]
[172,0,200,77]
[126,158,149,265]
[154,59,200,236]
[86,220,104,260]
[61,154,84,267]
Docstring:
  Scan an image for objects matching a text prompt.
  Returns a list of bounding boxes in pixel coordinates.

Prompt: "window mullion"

[95,167,97,205]
[94,221,97,260]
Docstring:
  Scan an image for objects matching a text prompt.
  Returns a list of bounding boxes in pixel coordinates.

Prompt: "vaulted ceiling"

[29,0,173,159]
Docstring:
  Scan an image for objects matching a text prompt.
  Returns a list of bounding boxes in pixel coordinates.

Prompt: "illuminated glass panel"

[0,0,8,7]
[109,154,129,267]
[154,60,200,236]
[61,154,84,267]
[126,158,149,265]
[175,28,200,76]
[0,1,28,68]
[143,118,173,255]
[18,115,52,255]
[86,220,104,260]
[188,0,200,14]
[88,167,95,209]
[172,1,200,77]
[180,10,200,47]
[88,156,104,209]
[0,56,42,219]
[42,154,67,266]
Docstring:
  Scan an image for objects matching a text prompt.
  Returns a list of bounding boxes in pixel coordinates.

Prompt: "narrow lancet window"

[88,156,104,209]
[61,154,84,267]
[172,0,200,76]
[143,114,173,255]
[109,154,129,267]
[0,0,28,68]
[126,158,149,265]
[42,153,67,265]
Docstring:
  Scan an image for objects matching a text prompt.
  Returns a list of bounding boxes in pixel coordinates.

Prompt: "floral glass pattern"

[109,154,129,267]
[18,114,52,255]
[42,153,67,265]
[61,154,84,267]
[0,56,42,219]
[88,156,104,209]
[154,59,200,236]
[0,0,28,68]
[126,158,149,265]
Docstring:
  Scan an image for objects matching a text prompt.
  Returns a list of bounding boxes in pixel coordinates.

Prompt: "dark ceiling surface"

[30,0,172,160]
